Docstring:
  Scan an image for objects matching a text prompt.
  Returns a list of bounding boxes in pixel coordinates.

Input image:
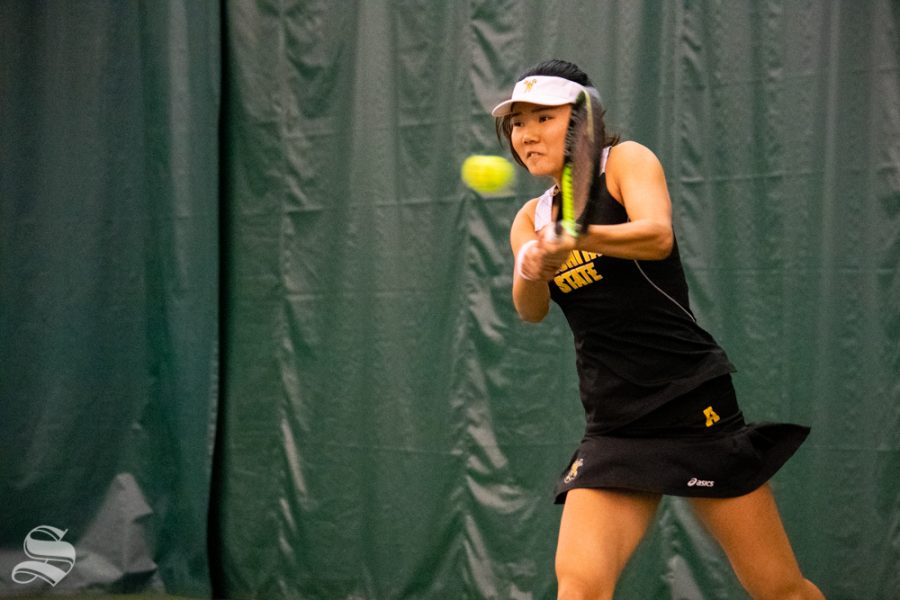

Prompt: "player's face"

[509,102,572,182]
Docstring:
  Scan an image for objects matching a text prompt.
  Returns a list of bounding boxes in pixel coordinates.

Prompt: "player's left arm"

[575,141,674,260]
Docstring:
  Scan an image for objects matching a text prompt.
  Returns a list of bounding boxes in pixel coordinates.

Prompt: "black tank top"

[547,161,734,435]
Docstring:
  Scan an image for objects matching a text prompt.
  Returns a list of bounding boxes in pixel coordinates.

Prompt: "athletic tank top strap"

[599,145,610,173]
[534,188,554,232]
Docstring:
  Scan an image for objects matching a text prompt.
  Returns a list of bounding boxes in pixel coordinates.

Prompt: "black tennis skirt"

[554,375,810,502]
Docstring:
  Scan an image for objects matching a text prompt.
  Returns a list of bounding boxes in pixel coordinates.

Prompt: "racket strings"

[559,91,605,237]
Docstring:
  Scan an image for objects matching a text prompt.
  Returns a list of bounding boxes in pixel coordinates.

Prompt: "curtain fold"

[0,2,220,596]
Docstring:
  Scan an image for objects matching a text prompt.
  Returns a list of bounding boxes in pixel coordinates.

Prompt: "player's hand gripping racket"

[548,88,604,241]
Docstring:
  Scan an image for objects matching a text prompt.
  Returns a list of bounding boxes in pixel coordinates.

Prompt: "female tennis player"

[495,59,825,600]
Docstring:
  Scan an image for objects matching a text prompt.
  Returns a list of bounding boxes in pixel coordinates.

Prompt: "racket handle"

[544,222,562,243]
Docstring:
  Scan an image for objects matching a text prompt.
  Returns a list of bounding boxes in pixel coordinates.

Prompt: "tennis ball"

[461,155,515,194]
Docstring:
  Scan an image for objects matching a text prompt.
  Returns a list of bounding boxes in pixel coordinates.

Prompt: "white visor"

[491,75,586,117]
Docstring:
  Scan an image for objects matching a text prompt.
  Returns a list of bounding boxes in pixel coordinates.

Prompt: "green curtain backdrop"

[1,1,898,599]
[0,1,220,597]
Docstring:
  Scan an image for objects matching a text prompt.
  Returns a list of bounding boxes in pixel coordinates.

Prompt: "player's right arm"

[510,198,553,322]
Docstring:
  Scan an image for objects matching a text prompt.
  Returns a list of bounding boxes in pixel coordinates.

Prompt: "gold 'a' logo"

[523,78,538,92]
[703,406,721,427]
[564,458,584,483]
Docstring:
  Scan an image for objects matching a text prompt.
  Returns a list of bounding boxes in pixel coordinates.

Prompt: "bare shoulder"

[606,141,666,200]
[510,196,541,251]
[607,140,663,172]
[514,197,540,223]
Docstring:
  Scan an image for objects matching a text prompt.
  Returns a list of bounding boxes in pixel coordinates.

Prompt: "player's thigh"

[689,484,806,596]
[556,488,660,593]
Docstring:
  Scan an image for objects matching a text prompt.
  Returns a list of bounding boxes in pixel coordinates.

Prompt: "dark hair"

[495,59,619,168]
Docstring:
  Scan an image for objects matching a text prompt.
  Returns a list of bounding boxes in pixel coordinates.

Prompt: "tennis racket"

[551,88,604,240]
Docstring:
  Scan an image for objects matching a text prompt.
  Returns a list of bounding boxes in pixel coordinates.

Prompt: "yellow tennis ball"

[461,155,515,194]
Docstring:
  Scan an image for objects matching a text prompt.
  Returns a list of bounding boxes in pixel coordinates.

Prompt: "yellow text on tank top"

[554,250,602,293]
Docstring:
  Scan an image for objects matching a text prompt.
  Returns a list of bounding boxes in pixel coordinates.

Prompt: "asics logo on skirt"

[687,477,715,488]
